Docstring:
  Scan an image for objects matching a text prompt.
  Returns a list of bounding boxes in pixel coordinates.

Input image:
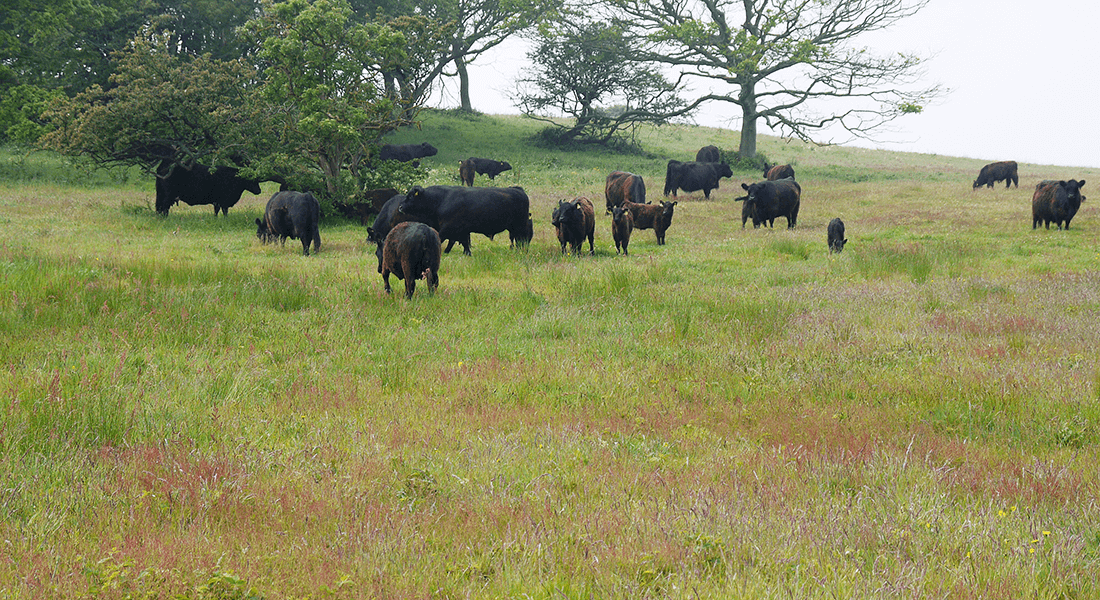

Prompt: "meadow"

[2,110,1099,599]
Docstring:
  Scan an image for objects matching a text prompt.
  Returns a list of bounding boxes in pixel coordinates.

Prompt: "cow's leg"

[460,234,472,256]
[383,270,392,293]
[301,238,310,256]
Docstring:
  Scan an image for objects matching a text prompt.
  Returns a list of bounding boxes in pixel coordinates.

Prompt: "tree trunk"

[737,81,758,158]
[455,52,472,112]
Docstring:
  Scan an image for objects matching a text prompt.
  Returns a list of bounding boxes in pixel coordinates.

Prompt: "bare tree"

[432,0,561,111]
[609,0,943,157]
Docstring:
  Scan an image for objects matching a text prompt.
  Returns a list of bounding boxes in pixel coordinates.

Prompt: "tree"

[514,18,690,147]
[0,0,138,94]
[40,0,422,209]
[438,0,561,112]
[609,0,942,157]
[39,33,261,172]
[240,0,413,196]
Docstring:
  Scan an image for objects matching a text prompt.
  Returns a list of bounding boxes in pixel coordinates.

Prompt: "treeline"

[2,0,941,206]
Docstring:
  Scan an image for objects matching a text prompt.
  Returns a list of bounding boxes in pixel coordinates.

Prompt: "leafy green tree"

[609,0,943,157]
[0,85,64,144]
[514,18,689,147]
[1,0,260,98]
[241,0,413,197]
[39,33,260,171]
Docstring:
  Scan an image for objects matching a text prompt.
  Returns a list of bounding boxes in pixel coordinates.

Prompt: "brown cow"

[1032,179,1086,230]
[604,171,647,214]
[381,222,441,298]
[763,162,795,181]
[622,199,676,245]
[611,204,634,255]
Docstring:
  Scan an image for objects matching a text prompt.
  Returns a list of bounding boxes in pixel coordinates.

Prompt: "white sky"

[432,0,1099,169]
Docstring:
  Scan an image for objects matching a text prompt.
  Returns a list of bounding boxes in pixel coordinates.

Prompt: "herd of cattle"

[150,142,1087,298]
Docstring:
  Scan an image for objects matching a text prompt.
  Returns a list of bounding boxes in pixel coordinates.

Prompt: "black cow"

[155,162,262,216]
[255,191,322,255]
[611,204,633,255]
[737,180,801,229]
[379,143,438,163]
[459,158,512,186]
[605,171,647,214]
[1032,179,1086,230]
[551,197,596,256]
[381,222,441,298]
[828,218,847,253]
[973,161,1018,189]
[398,185,531,256]
[763,163,796,181]
[696,145,721,163]
[664,160,733,199]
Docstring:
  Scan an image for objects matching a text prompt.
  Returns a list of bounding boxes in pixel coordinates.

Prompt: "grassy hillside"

[2,111,1100,599]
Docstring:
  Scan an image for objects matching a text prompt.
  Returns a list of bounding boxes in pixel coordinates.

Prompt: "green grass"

[2,111,1100,598]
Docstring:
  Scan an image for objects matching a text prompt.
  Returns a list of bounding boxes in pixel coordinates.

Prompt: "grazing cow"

[611,204,634,255]
[459,157,512,186]
[763,162,796,181]
[255,191,322,255]
[155,161,262,216]
[551,197,596,256]
[696,145,721,163]
[828,218,848,253]
[973,161,1018,189]
[623,199,676,245]
[379,143,438,163]
[398,185,532,256]
[367,193,440,274]
[604,171,647,214]
[739,196,754,228]
[737,179,801,229]
[1032,179,1086,230]
[664,160,734,199]
[381,222,441,298]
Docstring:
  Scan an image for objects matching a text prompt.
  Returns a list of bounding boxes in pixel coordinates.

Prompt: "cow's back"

[606,171,646,212]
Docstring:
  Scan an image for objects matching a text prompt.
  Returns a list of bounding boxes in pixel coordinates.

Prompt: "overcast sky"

[434,0,1098,169]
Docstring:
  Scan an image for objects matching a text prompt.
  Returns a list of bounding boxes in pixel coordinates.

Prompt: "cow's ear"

[255,218,262,225]
[741,183,749,190]
[1079,180,1086,188]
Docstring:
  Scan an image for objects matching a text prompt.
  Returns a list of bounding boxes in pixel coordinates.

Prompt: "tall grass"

[1,112,1099,598]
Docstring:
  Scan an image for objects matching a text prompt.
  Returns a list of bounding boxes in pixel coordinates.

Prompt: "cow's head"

[420,143,439,157]
[244,179,262,195]
[717,163,734,179]
[1064,179,1086,205]
[550,201,564,227]
[741,182,765,207]
[660,200,677,218]
[399,186,432,216]
[612,205,629,224]
[255,218,272,243]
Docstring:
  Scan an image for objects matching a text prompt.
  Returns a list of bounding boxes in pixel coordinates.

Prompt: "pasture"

[2,110,1099,598]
